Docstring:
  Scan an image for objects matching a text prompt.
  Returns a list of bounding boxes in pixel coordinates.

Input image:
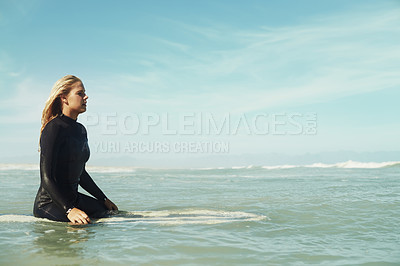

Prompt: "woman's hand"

[67,208,91,225]
[104,198,118,211]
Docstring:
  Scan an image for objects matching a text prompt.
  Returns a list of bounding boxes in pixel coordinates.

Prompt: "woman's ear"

[60,95,68,105]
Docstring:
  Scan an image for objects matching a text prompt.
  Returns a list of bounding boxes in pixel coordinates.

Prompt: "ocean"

[0,161,399,265]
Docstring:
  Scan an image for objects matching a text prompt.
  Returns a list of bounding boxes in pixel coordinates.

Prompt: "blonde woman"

[33,75,118,225]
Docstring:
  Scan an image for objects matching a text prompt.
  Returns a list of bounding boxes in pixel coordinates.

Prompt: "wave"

[0,164,137,173]
[0,210,267,225]
[231,165,254,170]
[303,160,400,169]
[1,160,399,172]
[261,161,400,169]
[0,164,38,171]
[98,209,267,225]
[261,164,298,170]
[85,166,137,173]
[197,160,400,170]
[0,215,42,223]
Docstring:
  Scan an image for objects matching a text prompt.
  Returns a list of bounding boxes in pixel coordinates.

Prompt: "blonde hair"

[40,75,82,134]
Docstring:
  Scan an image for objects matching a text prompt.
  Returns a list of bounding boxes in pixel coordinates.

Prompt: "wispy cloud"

[0,76,46,124]
[151,37,191,53]
[100,6,399,115]
[5,4,397,123]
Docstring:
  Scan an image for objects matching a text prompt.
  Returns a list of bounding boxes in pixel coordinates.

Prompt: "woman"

[33,75,118,225]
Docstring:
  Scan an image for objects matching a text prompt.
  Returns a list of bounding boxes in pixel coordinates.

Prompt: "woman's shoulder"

[42,116,67,134]
[76,121,87,135]
[42,115,87,137]
[40,117,64,145]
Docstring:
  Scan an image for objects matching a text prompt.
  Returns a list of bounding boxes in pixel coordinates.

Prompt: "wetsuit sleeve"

[40,122,75,212]
[79,168,107,201]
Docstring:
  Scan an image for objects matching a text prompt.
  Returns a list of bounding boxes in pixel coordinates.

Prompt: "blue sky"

[1,0,399,167]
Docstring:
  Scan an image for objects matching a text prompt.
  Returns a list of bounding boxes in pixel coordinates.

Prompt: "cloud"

[0,76,47,124]
[97,5,400,115]
[5,3,397,124]
[151,37,191,53]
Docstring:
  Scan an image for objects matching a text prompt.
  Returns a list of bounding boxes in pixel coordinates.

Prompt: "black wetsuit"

[33,114,107,222]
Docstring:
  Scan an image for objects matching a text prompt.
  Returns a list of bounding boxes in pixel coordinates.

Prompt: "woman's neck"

[62,111,78,121]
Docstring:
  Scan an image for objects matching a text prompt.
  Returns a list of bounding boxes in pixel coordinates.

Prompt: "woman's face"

[62,81,88,118]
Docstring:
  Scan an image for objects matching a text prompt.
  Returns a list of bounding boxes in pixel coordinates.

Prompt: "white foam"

[258,160,400,169]
[2,160,399,172]
[0,215,41,223]
[193,161,400,170]
[262,164,298,170]
[97,209,267,225]
[304,160,400,169]
[0,164,138,173]
[85,166,137,173]
[0,210,267,225]
[231,165,255,169]
[193,167,228,170]
[0,164,39,171]
[231,166,247,169]
[195,161,400,170]
[304,163,334,168]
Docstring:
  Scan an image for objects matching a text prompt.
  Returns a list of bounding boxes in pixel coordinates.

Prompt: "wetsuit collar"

[60,113,77,124]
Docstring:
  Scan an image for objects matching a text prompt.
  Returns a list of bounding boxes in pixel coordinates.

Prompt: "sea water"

[0,162,399,265]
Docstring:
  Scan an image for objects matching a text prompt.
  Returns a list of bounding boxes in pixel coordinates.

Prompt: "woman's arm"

[79,169,118,210]
[79,169,106,200]
[40,122,75,213]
